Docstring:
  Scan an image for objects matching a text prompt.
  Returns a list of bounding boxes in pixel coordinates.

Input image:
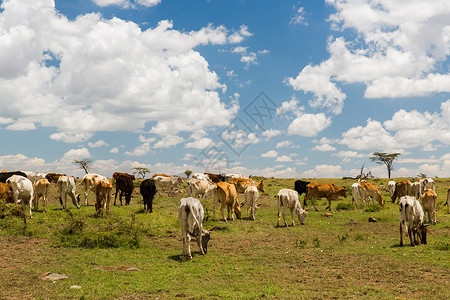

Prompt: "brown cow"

[113,172,135,181]
[34,179,50,212]
[204,173,224,183]
[95,178,112,216]
[0,182,14,203]
[214,181,241,222]
[228,178,265,194]
[391,180,411,203]
[421,188,437,225]
[152,173,171,178]
[45,172,66,184]
[304,183,347,211]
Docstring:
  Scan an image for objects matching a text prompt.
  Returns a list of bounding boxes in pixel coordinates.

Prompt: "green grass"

[0,177,449,299]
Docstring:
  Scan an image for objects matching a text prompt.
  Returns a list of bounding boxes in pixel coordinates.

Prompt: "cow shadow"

[169,253,202,262]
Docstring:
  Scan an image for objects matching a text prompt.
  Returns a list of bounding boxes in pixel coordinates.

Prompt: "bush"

[56,210,141,249]
[364,205,381,212]
[336,203,354,211]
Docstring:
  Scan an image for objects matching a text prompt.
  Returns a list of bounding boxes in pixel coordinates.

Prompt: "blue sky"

[1,0,450,178]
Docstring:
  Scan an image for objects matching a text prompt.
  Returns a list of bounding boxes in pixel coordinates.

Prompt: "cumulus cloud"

[154,135,185,149]
[262,129,281,141]
[62,147,91,161]
[288,113,331,137]
[88,140,109,148]
[92,0,161,8]
[290,6,308,26]
[261,150,278,158]
[287,0,450,113]
[0,0,247,144]
[312,144,336,152]
[125,143,151,156]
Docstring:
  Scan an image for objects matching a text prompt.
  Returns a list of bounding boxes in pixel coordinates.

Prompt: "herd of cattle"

[0,170,448,259]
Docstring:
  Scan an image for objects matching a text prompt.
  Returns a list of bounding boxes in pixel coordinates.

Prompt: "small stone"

[39,272,69,281]
[70,285,81,289]
[368,217,377,222]
[323,213,333,217]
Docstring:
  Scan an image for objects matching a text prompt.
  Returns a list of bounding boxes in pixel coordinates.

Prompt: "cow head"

[234,203,242,219]
[257,180,265,193]
[375,192,384,206]
[201,227,216,254]
[337,187,347,198]
[296,207,308,225]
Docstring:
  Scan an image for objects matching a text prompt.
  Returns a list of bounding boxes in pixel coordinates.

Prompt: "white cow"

[80,173,108,206]
[57,176,81,209]
[351,182,363,207]
[399,196,427,246]
[154,176,183,197]
[191,173,211,182]
[421,188,437,225]
[244,185,259,220]
[6,175,34,218]
[34,179,50,213]
[387,181,396,197]
[276,189,307,227]
[187,178,215,200]
[178,197,213,260]
[410,181,421,198]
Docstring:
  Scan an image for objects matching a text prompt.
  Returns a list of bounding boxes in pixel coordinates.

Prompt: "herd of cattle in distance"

[0,170,448,259]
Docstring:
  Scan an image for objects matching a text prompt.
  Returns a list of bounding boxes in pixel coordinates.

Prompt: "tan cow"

[410,181,421,198]
[0,182,14,203]
[95,177,112,216]
[304,183,347,211]
[34,179,50,212]
[214,181,241,222]
[228,177,265,194]
[244,185,259,220]
[391,180,411,203]
[80,173,108,206]
[358,182,384,207]
[421,188,437,225]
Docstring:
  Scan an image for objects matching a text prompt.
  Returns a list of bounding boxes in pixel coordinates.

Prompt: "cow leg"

[33,194,39,210]
[325,199,332,211]
[186,234,192,259]
[114,188,118,206]
[28,195,33,219]
[290,207,296,227]
[196,235,204,255]
[283,204,288,227]
[399,223,403,246]
[59,195,65,209]
[310,197,318,211]
[277,197,281,227]
[408,226,414,246]
[43,191,47,213]
[221,202,227,222]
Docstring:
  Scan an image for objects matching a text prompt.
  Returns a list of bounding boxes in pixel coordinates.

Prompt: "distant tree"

[184,170,192,179]
[418,173,427,178]
[370,152,401,179]
[73,159,92,174]
[132,167,150,179]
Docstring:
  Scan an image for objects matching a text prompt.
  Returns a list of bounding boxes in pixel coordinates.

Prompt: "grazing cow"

[351,182,363,207]
[399,196,427,246]
[244,186,259,220]
[95,178,112,216]
[304,183,347,211]
[387,180,396,197]
[178,197,213,259]
[229,177,265,194]
[0,182,14,203]
[224,173,246,182]
[113,172,135,181]
[152,173,171,178]
[187,179,216,200]
[421,188,437,225]
[57,176,81,209]
[358,182,384,207]
[153,176,183,197]
[204,173,224,183]
[419,178,435,195]
[276,189,307,227]
[34,179,50,213]
[45,172,66,184]
[410,181,421,198]
[140,179,157,212]
[80,173,108,206]
[391,180,411,203]
[214,181,241,222]
[0,171,27,183]
[294,180,310,206]
[113,173,134,206]
[6,175,34,218]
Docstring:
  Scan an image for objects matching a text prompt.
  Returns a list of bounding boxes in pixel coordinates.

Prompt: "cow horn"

[208,226,217,232]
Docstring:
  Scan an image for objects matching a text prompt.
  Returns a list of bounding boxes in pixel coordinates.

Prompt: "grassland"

[0,177,449,299]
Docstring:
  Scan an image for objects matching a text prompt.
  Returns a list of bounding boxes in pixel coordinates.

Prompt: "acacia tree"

[370,152,401,178]
[132,167,150,179]
[184,170,192,178]
[73,159,92,174]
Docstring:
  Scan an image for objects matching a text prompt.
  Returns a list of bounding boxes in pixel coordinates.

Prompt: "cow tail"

[186,203,201,236]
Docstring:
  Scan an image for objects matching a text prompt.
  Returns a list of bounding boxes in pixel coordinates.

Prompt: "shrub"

[336,203,354,211]
[297,240,307,248]
[364,205,381,212]
[434,242,449,251]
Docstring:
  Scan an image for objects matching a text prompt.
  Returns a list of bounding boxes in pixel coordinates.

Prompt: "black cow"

[140,179,157,212]
[294,179,310,207]
[0,171,27,183]
[114,175,134,206]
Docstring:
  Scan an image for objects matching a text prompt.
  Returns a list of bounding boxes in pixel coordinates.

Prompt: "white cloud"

[290,6,308,26]
[312,144,336,152]
[288,113,331,137]
[0,1,246,143]
[92,0,161,8]
[62,147,91,161]
[6,121,36,131]
[287,0,450,113]
[276,140,300,149]
[154,135,185,149]
[110,147,119,153]
[276,155,294,162]
[125,143,151,156]
[88,140,109,148]
[228,25,253,43]
[261,150,278,158]
[262,129,281,141]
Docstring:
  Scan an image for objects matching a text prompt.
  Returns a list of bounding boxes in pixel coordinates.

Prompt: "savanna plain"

[0,177,449,299]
